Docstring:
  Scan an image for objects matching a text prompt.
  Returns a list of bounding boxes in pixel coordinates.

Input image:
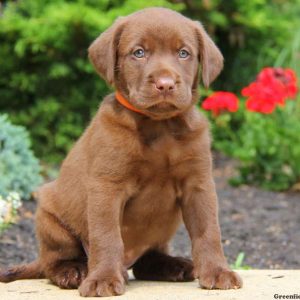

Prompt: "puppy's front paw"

[197,267,242,290]
[79,270,126,297]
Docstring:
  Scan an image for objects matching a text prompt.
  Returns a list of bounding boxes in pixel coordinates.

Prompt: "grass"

[231,252,252,270]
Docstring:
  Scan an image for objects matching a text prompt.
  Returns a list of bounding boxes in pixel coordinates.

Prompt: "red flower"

[242,67,298,114]
[245,95,277,114]
[202,91,239,116]
[258,68,298,99]
[242,80,284,113]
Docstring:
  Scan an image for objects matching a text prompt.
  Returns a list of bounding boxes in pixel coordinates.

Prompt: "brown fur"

[0,8,242,297]
[132,250,194,282]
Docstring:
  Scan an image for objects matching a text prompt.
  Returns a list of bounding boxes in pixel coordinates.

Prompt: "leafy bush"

[0,114,42,199]
[214,101,300,191]
[1,0,299,165]
[179,0,300,91]
[202,67,300,191]
[0,0,181,163]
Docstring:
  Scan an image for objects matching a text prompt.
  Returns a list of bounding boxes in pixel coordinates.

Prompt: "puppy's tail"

[0,260,44,283]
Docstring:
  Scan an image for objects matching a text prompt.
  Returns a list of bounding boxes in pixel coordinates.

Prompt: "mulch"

[1,153,299,269]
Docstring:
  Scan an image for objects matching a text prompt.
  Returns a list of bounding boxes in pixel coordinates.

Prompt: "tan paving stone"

[0,270,299,300]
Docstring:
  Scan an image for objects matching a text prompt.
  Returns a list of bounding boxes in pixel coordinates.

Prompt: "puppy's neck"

[104,93,204,142]
[115,91,145,115]
[115,91,195,120]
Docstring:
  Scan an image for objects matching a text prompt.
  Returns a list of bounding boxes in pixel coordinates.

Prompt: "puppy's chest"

[132,129,192,194]
[123,125,199,220]
[124,135,187,224]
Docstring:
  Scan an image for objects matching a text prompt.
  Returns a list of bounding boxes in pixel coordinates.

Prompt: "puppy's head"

[89,7,223,120]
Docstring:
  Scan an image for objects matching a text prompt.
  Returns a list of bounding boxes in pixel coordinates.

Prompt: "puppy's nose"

[155,77,175,92]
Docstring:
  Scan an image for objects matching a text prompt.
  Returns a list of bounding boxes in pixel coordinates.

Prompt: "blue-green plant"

[0,114,42,199]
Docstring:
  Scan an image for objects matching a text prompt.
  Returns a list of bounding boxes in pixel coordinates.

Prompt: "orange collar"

[115,91,145,115]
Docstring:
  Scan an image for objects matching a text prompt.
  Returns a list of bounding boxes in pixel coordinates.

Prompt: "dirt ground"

[1,153,299,270]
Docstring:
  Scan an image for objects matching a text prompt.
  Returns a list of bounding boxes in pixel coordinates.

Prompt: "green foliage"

[206,22,300,191]
[230,252,251,270]
[0,114,42,200]
[179,0,300,91]
[0,0,181,163]
[209,98,300,191]
[1,0,300,167]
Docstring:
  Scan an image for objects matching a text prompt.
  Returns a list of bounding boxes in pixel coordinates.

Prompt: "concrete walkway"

[0,270,299,300]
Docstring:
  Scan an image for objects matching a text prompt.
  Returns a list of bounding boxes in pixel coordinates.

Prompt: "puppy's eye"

[178,49,190,59]
[133,48,145,58]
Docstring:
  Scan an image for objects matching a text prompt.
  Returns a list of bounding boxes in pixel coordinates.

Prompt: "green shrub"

[180,0,300,92]
[0,114,42,199]
[0,0,181,163]
[212,100,300,191]
[203,62,300,191]
[1,0,299,165]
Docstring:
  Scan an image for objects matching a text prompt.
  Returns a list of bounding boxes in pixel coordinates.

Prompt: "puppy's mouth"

[147,102,178,113]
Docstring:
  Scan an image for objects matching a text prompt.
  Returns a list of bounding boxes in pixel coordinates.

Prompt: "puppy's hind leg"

[132,250,194,282]
[36,208,87,289]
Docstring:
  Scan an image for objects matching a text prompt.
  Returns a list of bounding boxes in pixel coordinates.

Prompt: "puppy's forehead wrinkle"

[121,33,194,56]
[120,18,196,53]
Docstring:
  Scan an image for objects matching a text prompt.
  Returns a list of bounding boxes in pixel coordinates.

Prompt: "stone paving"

[1,270,299,300]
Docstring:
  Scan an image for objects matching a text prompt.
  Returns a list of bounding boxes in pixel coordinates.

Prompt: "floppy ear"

[194,21,224,88]
[88,17,126,85]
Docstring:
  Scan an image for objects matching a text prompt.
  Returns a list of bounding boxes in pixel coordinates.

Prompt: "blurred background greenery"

[0,0,300,196]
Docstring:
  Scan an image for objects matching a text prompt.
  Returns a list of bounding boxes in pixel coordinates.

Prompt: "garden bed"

[1,153,299,269]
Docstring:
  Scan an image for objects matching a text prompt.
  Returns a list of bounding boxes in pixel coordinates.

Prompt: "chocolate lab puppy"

[0,7,242,297]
